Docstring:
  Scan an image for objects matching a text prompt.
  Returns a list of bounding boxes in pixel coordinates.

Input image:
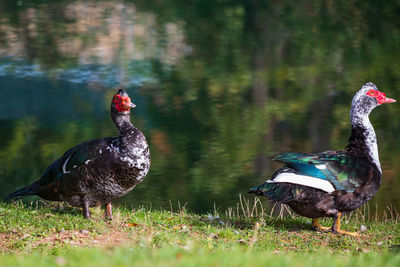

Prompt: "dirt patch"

[0,224,138,252]
[33,227,132,249]
[0,233,19,252]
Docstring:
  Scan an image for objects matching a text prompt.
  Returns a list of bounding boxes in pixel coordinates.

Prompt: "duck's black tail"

[4,182,40,202]
[248,182,294,203]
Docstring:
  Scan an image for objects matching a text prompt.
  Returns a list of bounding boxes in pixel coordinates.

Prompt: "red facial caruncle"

[113,94,133,112]
[366,89,396,104]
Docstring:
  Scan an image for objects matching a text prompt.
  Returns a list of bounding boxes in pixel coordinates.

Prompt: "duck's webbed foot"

[312,218,330,231]
[331,212,360,237]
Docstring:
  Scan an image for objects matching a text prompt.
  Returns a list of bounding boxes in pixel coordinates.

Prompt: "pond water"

[0,1,399,215]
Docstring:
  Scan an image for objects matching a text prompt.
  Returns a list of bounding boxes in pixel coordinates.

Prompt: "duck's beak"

[380,96,396,104]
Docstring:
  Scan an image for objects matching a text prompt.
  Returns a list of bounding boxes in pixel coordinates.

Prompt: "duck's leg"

[331,212,359,237]
[104,202,113,220]
[312,218,330,231]
[82,196,91,219]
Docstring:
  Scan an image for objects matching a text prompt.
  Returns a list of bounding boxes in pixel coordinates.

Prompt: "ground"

[0,200,399,266]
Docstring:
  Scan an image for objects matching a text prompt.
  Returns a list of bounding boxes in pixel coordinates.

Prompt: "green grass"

[1,200,400,266]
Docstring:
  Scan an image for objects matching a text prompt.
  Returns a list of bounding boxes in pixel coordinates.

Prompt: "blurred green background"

[0,0,399,214]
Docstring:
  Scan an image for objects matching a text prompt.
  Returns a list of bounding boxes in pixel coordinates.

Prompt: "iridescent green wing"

[271,151,372,192]
[37,137,116,185]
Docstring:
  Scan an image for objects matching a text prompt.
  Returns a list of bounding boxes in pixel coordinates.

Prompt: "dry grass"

[224,194,400,224]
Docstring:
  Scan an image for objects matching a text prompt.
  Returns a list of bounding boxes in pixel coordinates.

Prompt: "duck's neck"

[112,113,137,150]
[347,111,381,173]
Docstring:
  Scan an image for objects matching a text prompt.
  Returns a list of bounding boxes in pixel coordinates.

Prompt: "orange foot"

[332,212,360,237]
[312,218,330,231]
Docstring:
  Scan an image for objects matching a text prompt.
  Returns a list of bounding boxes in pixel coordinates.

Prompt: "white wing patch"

[267,172,335,193]
[315,164,327,170]
[62,154,72,174]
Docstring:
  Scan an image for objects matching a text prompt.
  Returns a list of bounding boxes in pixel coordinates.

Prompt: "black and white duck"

[5,89,151,219]
[249,82,395,236]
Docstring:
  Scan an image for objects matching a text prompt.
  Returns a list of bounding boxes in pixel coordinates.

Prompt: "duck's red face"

[366,89,396,104]
[112,94,136,112]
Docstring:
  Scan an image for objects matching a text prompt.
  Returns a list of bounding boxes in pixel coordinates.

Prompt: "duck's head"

[111,89,136,114]
[351,82,396,116]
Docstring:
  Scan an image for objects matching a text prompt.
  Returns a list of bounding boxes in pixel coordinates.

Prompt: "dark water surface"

[0,1,399,215]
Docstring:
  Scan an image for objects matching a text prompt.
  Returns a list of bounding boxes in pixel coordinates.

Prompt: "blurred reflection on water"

[0,1,399,214]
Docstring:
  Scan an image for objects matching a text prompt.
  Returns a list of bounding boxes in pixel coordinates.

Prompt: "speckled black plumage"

[5,89,150,219]
[249,82,395,235]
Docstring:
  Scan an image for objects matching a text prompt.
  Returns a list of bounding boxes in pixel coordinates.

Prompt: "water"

[0,1,399,215]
